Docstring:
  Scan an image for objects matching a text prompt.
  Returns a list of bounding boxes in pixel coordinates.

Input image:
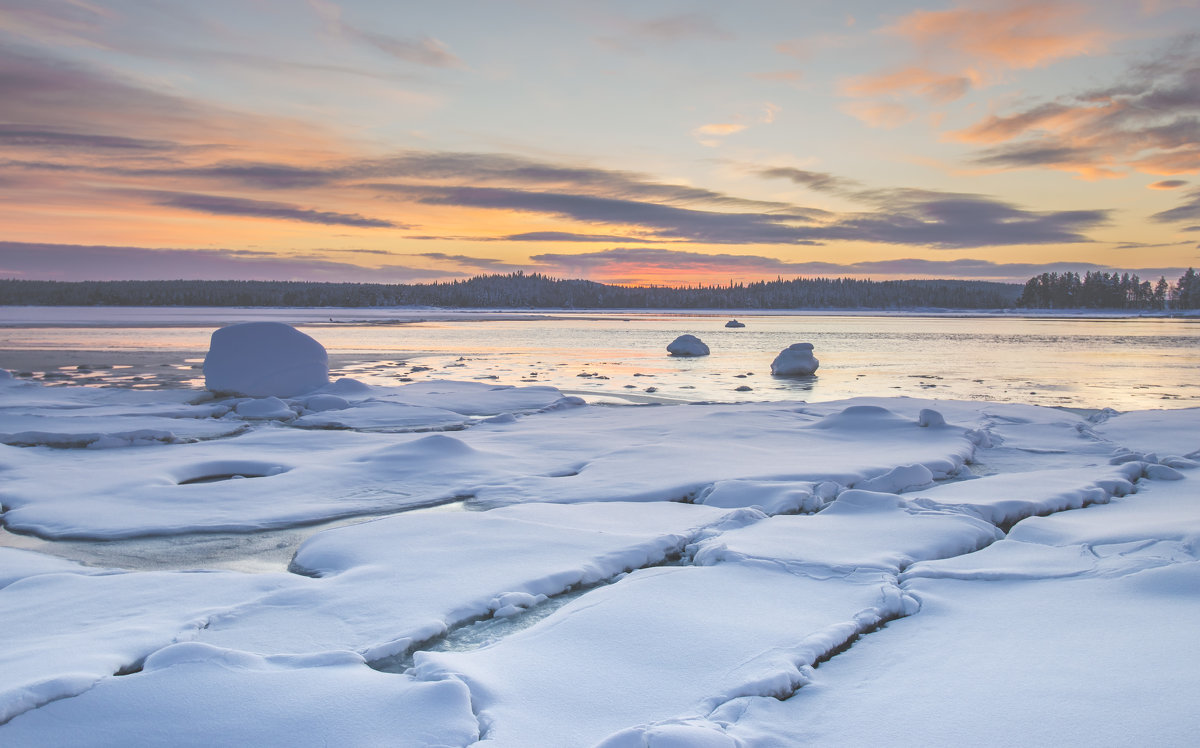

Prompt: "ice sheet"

[2,370,1198,745]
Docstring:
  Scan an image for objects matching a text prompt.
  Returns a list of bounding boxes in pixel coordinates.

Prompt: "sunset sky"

[2,0,1198,286]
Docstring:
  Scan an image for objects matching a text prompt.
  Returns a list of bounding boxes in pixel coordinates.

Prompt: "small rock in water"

[644,386,658,393]
[724,319,746,328]
[735,385,752,392]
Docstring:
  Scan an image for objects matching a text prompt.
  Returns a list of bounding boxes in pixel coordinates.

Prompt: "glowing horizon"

[1,1,1198,287]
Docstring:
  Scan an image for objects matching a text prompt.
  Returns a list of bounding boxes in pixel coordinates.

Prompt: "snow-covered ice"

[0,643,479,747]
[193,501,757,659]
[2,333,1199,745]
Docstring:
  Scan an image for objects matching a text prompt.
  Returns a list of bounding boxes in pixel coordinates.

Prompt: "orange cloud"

[841,101,913,129]
[950,43,1200,180]
[891,2,1113,71]
[839,2,1116,129]
[694,123,746,136]
[947,102,1098,144]
[1131,151,1200,177]
[842,66,976,103]
[691,122,749,147]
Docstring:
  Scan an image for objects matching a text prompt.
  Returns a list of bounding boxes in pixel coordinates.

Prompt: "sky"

[1,0,1199,286]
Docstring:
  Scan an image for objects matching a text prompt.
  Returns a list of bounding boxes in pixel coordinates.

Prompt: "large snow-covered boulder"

[204,322,329,398]
[771,342,819,376]
[667,334,710,357]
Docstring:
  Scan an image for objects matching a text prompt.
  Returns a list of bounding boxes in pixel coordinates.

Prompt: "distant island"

[0,269,1196,310]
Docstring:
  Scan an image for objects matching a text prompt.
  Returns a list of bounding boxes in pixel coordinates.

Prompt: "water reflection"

[1,312,1197,410]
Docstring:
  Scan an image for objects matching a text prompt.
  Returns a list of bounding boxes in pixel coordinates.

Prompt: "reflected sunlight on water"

[2,312,1197,410]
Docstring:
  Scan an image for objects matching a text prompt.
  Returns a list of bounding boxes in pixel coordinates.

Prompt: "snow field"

[1,358,1198,745]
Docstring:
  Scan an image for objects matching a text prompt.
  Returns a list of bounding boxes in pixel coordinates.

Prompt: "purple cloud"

[0,242,465,282]
[1152,187,1200,223]
[146,191,403,228]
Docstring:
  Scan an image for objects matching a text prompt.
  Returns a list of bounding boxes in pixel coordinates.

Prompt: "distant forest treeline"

[1015,268,1199,310]
[0,274,1022,309]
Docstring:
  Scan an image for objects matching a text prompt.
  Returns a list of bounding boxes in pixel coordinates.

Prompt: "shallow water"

[2,309,1197,410]
[0,500,468,574]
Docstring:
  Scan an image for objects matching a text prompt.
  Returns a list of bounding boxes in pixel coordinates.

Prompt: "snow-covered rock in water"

[771,343,819,376]
[203,322,329,398]
[725,320,745,328]
[0,368,12,380]
[667,334,710,357]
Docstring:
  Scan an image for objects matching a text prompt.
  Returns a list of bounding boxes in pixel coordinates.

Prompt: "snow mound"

[234,397,296,421]
[770,343,819,376]
[203,322,329,398]
[667,334,710,356]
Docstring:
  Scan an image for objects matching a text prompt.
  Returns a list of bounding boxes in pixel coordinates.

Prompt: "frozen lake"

[1,308,1198,744]
[2,307,1198,410]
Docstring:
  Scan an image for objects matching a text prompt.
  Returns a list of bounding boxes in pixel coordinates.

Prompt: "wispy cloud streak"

[146,191,402,228]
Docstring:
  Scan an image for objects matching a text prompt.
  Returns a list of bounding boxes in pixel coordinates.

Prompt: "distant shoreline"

[1,305,1196,328]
